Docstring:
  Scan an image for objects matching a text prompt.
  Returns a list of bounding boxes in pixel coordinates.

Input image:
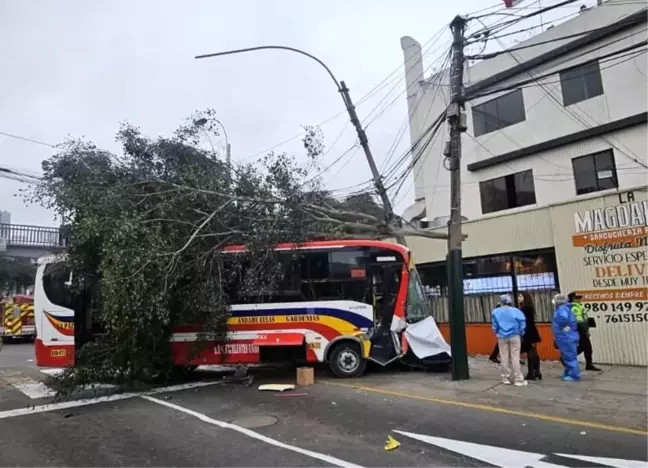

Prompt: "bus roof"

[222,239,410,257]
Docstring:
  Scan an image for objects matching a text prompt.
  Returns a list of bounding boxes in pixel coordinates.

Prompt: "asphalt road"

[1,343,646,467]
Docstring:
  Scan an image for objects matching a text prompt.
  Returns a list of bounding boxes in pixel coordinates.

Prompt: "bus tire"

[329,341,366,378]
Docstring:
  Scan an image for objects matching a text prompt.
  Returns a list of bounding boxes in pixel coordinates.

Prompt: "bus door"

[366,252,402,366]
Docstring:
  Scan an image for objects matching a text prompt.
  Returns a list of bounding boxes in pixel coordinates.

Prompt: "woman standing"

[519,291,542,380]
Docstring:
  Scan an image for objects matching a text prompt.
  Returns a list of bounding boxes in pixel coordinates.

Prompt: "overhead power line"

[469,14,648,171]
[0,131,57,148]
[468,11,648,60]
[466,38,647,100]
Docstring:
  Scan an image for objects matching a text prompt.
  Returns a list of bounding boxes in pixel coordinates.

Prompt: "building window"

[472,89,526,137]
[479,169,537,214]
[572,149,617,195]
[560,60,604,107]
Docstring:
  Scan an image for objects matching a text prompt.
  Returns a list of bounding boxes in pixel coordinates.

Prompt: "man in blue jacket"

[492,295,527,386]
[552,293,581,381]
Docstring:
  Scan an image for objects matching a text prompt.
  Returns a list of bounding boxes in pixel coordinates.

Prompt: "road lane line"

[141,394,363,468]
[0,380,222,420]
[323,382,648,437]
[0,392,138,420]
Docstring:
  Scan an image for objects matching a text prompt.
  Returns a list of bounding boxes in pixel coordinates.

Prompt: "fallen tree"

[28,112,403,392]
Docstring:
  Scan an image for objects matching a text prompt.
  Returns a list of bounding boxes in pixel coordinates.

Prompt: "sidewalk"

[327,357,648,431]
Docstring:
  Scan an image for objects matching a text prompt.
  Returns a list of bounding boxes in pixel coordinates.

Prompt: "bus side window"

[300,249,368,303]
[268,252,305,303]
[42,263,74,309]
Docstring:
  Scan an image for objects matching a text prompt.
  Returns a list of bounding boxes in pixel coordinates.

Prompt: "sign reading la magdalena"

[571,193,648,324]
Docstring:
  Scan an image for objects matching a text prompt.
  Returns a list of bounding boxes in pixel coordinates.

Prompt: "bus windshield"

[406,268,432,322]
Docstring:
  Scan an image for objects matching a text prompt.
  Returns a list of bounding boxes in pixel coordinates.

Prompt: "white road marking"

[394,430,562,468]
[2,369,115,399]
[40,368,65,376]
[0,380,222,420]
[141,395,363,468]
[0,392,138,420]
[555,453,648,468]
[394,430,647,468]
[12,382,56,399]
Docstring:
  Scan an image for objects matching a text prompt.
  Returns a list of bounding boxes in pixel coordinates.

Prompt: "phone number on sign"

[584,301,648,313]
[583,302,648,324]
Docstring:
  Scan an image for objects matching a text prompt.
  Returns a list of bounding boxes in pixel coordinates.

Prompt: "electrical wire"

[468,11,648,59]
[0,131,57,148]
[387,111,447,204]
[379,50,453,177]
[238,21,453,164]
[466,8,584,47]
[471,15,648,170]
[466,32,647,99]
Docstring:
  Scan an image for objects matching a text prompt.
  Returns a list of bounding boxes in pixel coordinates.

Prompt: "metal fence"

[418,248,559,324]
[0,223,65,248]
[428,290,556,323]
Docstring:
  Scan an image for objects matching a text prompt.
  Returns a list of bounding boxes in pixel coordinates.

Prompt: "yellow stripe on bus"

[227,315,361,334]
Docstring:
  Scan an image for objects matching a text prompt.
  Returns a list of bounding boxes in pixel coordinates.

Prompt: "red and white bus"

[34,240,450,377]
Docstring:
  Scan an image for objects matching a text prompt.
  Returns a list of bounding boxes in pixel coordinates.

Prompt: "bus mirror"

[64,272,73,288]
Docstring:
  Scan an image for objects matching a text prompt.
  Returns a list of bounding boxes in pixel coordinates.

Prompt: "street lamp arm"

[195,45,342,91]
[212,119,228,145]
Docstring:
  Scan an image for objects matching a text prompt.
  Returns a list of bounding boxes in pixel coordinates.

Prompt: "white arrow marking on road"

[555,453,648,468]
[395,430,647,468]
[394,430,565,468]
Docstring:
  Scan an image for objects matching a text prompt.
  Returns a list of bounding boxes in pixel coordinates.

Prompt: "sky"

[0,0,596,226]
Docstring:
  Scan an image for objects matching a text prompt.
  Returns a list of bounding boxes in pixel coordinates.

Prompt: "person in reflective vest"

[568,292,601,372]
[552,293,580,381]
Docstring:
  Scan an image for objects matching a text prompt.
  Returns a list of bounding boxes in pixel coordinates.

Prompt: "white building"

[401,0,647,227]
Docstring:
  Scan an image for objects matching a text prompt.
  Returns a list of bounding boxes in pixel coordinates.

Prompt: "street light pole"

[212,119,231,168]
[195,117,231,169]
[195,46,404,244]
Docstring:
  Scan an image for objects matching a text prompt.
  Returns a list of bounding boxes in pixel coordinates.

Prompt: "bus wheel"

[329,342,366,378]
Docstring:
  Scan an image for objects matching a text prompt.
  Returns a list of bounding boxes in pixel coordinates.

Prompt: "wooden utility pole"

[339,81,404,245]
[196,45,427,246]
[446,15,469,380]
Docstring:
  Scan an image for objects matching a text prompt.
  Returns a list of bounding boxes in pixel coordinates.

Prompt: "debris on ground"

[384,435,400,451]
[274,392,308,397]
[258,384,295,392]
[222,365,254,386]
[296,367,315,386]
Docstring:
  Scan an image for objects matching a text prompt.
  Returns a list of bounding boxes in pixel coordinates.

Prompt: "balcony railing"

[0,223,65,248]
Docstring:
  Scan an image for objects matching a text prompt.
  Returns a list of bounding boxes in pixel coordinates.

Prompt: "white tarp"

[404,317,451,358]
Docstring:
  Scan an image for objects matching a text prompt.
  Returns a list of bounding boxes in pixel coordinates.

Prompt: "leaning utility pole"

[196,46,409,244]
[339,81,404,243]
[446,15,469,380]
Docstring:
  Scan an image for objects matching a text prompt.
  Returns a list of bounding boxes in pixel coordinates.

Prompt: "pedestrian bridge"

[0,224,66,259]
